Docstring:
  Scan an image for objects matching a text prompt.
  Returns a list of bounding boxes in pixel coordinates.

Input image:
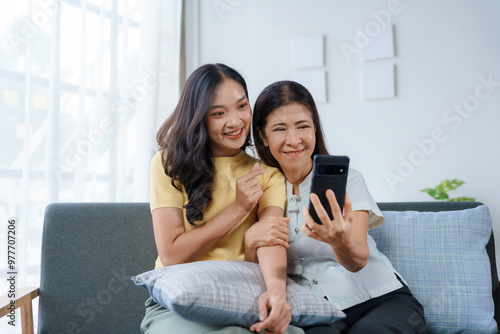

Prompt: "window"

[0,1,182,331]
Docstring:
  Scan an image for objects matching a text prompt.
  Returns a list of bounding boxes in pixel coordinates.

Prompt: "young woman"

[141,64,303,334]
[248,80,426,333]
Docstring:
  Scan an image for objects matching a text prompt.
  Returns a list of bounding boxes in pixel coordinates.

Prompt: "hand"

[245,216,290,250]
[249,287,291,334]
[302,191,355,248]
[234,163,265,213]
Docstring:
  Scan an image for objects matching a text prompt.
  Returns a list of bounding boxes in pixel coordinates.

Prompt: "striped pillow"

[132,260,345,327]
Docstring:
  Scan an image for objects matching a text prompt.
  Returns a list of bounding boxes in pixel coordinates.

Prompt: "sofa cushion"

[369,205,497,333]
[132,260,345,327]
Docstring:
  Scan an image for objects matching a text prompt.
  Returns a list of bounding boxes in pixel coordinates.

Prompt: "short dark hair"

[252,80,329,170]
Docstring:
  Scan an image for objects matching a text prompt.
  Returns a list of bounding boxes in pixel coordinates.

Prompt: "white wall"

[186,0,500,262]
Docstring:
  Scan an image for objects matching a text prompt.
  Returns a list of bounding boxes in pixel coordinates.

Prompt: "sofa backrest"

[38,202,156,334]
[37,201,498,333]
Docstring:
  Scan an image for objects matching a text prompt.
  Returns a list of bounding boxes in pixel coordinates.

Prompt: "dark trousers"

[303,284,426,334]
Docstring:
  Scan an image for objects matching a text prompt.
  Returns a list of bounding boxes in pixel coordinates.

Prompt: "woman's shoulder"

[151,150,165,166]
[348,167,362,177]
[152,149,162,159]
[347,168,366,185]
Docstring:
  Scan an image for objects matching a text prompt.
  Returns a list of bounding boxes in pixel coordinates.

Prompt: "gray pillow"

[132,260,345,327]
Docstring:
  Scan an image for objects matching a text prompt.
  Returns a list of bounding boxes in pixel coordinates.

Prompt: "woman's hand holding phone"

[302,190,355,248]
[308,155,349,224]
[303,190,370,272]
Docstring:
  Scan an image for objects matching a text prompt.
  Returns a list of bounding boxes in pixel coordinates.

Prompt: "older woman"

[246,80,426,334]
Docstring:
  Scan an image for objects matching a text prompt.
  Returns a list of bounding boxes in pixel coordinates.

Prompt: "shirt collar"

[286,171,313,200]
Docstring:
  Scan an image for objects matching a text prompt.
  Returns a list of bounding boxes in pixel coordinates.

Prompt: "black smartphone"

[308,155,350,225]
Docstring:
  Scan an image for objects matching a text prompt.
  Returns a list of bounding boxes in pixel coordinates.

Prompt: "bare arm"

[330,208,369,272]
[152,202,250,266]
[303,191,370,272]
[244,216,289,263]
[249,206,291,334]
[153,163,265,267]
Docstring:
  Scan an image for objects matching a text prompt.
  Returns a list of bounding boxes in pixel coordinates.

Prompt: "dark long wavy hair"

[252,80,329,170]
[156,63,251,225]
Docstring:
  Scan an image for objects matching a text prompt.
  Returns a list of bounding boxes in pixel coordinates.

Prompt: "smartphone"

[308,155,350,225]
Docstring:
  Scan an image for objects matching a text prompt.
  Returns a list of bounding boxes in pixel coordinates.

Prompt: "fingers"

[263,303,291,333]
[309,193,333,226]
[250,291,291,334]
[249,294,269,332]
[251,304,288,333]
[326,189,343,222]
[237,163,265,194]
[267,229,289,247]
[301,207,319,236]
[235,164,266,212]
[265,216,290,230]
[242,162,265,180]
[344,191,352,216]
[246,217,290,249]
[236,176,262,195]
[267,217,290,247]
[273,231,289,248]
[258,293,269,321]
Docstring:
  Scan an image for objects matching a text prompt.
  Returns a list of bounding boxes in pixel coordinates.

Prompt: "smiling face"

[261,102,316,183]
[206,79,252,157]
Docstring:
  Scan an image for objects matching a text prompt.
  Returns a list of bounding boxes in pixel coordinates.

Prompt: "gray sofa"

[1,201,498,333]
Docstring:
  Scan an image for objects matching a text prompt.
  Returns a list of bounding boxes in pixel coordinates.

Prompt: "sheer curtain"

[0,0,184,332]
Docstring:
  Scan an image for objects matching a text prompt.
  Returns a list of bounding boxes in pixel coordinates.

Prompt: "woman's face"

[206,79,252,157]
[261,102,316,179]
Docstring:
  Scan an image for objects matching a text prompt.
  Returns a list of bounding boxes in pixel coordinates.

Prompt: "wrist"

[265,277,287,294]
[329,235,354,254]
[231,201,250,216]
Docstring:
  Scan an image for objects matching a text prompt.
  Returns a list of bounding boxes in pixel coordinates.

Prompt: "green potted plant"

[420,179,475,202]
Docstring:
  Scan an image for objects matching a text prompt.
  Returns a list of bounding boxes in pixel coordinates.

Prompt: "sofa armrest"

[0,286,39,334]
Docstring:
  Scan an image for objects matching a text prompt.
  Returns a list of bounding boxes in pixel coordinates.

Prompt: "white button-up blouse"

[286,168,405,310]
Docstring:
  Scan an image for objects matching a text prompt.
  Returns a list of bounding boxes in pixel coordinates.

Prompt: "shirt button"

[294,228,300,234]
[299,258,305,262]
[312,278,318,285]
[296,196,301,202]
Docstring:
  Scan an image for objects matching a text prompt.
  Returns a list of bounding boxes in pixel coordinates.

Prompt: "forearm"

[246,206,287,263]
[157,202,249,266]
[257,246,287,292]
